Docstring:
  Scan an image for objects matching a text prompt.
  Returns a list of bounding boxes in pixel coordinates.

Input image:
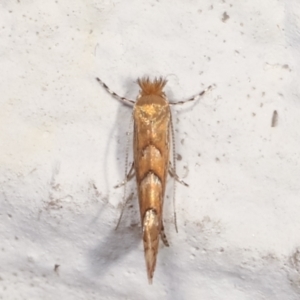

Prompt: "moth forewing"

[133,78,171,283]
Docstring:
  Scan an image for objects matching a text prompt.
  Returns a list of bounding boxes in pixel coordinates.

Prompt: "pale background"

[1,1,300,299]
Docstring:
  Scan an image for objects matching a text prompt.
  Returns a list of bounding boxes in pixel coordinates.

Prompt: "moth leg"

[114,162,135,188]
[160,222,169,247]
[114,163,135,229]
[115,192,134,230]
[168,163,189,187]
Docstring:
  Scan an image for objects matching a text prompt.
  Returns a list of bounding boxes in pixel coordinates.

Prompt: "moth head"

[137,77,167,97]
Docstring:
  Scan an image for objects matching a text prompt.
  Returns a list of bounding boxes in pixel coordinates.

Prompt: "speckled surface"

[1,1,300,299]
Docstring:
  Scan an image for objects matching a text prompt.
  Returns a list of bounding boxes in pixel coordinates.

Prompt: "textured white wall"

[1,1,300,299]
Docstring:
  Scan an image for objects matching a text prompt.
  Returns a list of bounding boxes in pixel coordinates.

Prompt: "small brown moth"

[271,110,278,127]
[96,76,211,283]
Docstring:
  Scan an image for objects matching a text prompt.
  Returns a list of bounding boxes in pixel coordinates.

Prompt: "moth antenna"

[96,77,135,105]
[115,193,134,230]
[169,84,214,106]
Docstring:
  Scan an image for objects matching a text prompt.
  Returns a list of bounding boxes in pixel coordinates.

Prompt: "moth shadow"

[88,192,141,277]
[102,78,137,193]
[88,225,141,277]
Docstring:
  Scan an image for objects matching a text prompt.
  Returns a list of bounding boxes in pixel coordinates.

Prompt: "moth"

[271,110,278,127]
[96,76,211,283]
